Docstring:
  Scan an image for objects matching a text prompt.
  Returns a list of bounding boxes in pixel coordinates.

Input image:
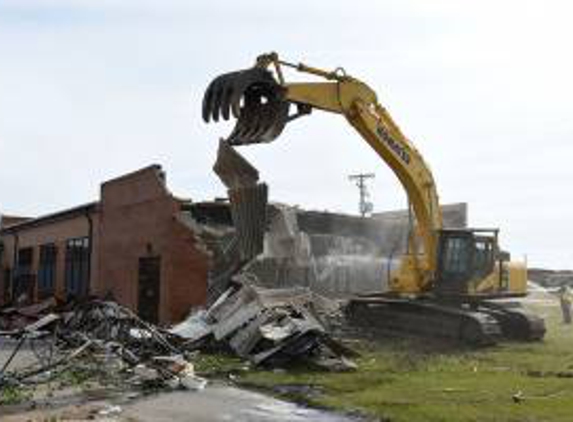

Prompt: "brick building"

[0,163,469,325]
[0,165,209,324]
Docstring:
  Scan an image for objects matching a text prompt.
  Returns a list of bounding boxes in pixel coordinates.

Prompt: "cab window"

[441,236,473,278]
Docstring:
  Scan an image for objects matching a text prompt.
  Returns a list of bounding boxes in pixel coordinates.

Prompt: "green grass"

[0,384,31,406]
[199,303,573,422]
[194,352,247,377]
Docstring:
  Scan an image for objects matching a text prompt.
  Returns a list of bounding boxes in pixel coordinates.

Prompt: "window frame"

[64,237,90,298]
[38,243,58,297]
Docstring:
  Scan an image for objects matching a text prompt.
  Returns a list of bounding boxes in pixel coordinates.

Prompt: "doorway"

[138,256,161,323]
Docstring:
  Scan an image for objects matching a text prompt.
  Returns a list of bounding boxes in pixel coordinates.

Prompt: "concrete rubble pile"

[0,298,207,395]
[171,140,357,369]
[171,280,356,369]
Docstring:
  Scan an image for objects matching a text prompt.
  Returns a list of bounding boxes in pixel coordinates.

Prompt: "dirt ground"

[1,383,358,422]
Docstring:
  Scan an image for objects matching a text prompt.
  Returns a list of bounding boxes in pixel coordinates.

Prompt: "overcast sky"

[0,0,572,269]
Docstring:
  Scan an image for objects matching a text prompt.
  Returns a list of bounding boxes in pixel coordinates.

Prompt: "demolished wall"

[97,165,209,324]
[191,140,469,299]
[243,203,468,297]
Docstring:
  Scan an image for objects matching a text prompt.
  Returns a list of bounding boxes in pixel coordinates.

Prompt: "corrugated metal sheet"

[213,139,259,189]
[229,183,268,262]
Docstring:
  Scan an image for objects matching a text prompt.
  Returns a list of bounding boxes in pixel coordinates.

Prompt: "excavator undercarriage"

[346,295,545,346]
[201,53,546,346]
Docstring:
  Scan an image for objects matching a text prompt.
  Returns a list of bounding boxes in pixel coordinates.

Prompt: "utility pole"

[348,173,375,217]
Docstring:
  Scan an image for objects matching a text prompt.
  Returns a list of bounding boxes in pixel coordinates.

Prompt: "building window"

[17,247,34,274]
[65,237,90,298]
[38,243,57,297]
[14,247,35,303]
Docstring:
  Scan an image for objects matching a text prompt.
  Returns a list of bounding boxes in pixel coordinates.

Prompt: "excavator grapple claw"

[202,68,290,145]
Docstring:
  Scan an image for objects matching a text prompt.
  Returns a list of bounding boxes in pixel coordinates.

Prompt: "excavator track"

[346,297,546,346]
[479,301,546,341]
[346,297,502,347]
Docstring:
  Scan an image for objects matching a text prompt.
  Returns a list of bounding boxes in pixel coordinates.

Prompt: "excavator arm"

[285,79,443,293]
[203,52,442,294]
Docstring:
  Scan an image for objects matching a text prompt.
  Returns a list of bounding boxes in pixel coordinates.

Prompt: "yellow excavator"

[202,52,545,345]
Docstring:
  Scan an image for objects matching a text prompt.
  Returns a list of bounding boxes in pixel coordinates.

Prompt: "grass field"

[197,300,573,422]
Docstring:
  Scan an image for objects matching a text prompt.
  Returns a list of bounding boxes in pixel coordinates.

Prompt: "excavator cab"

[435,229,499,296]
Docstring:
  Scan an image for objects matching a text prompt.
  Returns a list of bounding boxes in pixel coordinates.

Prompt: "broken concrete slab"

[169,310,213,344]
[213,300,262,341]
[172,282,354,369]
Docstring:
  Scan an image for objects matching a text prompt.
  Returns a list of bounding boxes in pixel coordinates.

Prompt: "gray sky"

[1,0,572,269]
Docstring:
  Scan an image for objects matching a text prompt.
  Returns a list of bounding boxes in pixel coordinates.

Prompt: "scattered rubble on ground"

[171,279,356,370]
[0,298,207,409]
[1,287,354,409]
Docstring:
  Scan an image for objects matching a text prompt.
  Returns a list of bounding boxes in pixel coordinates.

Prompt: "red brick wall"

[97,166,208,324]
[0,166,209,323]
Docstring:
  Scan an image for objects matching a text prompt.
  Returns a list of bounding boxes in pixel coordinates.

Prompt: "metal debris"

[200,139,269,304]
[215,139,268,263]
[229,184,268,262]
[213,138,260,189]
[0,299,207,395]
